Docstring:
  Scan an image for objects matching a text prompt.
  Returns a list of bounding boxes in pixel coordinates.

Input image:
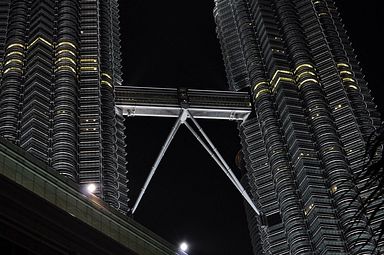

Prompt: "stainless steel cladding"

[0,0,129,214]
[214,0,383,253]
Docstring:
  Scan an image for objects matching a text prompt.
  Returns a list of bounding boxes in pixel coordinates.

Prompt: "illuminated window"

[4,59,23,66]
[6,43,25,50]
[101,80,112,88]
[80,66,97,71]
[304,203,315,215]
[3,67,22,74]
[28,36,53,49]
[56,41,77,49]
[6,51,24,57]
[55,65,76,74]
[80,58,97,63]
[255,89,270,99]
[101,72,112,80]
[56,49,76,56]
[56,57,76,65]
[330,185,337,193]
[298,78,318,88]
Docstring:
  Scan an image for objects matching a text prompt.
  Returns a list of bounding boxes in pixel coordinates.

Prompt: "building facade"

[214,0,383,254]
[0,0,128,213]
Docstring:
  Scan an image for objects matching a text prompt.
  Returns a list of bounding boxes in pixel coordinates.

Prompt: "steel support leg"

[131,111,185,214]
[185,111,260,216]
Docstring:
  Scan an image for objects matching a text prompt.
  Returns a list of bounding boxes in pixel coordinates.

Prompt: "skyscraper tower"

[0,0,128,213]
[214,0,383,254]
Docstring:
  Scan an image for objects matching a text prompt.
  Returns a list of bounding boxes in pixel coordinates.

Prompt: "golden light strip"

[56,41,77,49]
[271,77,295,91]
[339,70,353,76]
[3,67,22,74]
[253,81,269,92]
[55,65,76,74]
[294,63,314,74]
[80,58,97,63]
[28,36,53,49]
[101,80,112,88]
[6,43,25,50]
[337,63,349,69]
[80,66,97,71]
[56,49,76,56]
[4,59,23,66]
[298,78,319,89]
[6,51,24,57]
[255,89,270,99]
[55,57,76,65]
[270,69,293,85]
[295,71,317,81]
[101,72,112,80]
[342,77,356,83]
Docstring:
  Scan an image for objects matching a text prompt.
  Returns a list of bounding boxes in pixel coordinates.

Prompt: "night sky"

[119,1,381,254]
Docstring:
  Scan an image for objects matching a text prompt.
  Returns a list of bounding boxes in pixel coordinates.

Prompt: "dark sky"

[119,1,381,254]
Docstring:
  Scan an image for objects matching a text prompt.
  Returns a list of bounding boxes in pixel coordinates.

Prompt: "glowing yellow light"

[3,67,22,74]
[6,43,25,50]
[56,57,76,65]
[294,63,314,74]
[272,77,295,91]
[255,89,270,99]
[253,81,269,91]
[271,69,293,84]
[28,36,52,49]
[101,72,112,80]
[337,63,349,68]
[4,59,23,66]
[101,80,112,88]
[298,78,319,88]
[56,49,76,56]
[342,77,356,83]
[80,58,97,63]
[295,71,317,81]
[57,41,77,49]
[55,65,76,74]
[339,70,353,76]
[80,66,97,71]
[6,51,24,57]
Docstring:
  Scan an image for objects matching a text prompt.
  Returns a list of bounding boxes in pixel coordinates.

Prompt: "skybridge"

[115,86,252,120]
[115,86,261,218]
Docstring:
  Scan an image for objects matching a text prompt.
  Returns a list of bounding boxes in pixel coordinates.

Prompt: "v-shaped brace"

[131,109,260,216]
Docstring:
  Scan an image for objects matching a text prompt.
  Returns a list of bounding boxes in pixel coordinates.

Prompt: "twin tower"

[0,0,382,254]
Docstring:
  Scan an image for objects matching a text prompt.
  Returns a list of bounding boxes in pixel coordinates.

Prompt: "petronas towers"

[0,0,382,254]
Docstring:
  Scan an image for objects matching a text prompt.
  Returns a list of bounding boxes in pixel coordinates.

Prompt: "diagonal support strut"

[131,109,261,217]
[185,110,260,216]
[131,110,187,214]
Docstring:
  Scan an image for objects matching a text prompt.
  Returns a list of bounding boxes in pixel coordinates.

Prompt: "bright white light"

[180,242,188,252]
[86,183,97,194]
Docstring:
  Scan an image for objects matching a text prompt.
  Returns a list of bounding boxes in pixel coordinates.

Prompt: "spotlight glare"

[180,242,188,252]
[87,183,97,194]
